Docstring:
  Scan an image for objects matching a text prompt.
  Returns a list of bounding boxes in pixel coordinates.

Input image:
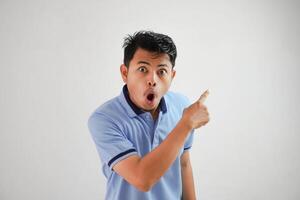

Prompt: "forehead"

[131,48,171,66]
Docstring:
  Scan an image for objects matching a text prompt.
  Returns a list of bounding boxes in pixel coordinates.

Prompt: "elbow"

[130,159,157,192]
[136,183,151,192]
[135,178,153,192]
[134,173,156,192]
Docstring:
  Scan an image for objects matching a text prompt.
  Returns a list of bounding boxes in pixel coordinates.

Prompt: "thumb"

[198,89,210,104]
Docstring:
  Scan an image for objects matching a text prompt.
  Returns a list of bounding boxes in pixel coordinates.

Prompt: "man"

[88,30,210,200]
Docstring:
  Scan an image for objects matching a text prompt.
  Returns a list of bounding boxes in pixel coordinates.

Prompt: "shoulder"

[163,91,192,117]
[88,96,128,132]
[164,91,191,108]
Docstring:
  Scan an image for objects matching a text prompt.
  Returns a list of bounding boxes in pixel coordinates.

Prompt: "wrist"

[178,118,193,133]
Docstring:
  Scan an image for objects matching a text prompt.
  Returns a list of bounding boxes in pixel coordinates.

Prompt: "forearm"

[137,119,192,188]
[181,158,196,200]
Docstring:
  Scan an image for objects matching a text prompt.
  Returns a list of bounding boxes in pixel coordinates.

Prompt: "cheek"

[159,77,172,91]
[127,72,144,83]
[128,81,144,96]
[161,75,172,85]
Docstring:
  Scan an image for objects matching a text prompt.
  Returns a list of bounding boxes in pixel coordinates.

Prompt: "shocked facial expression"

[120,48,176,113]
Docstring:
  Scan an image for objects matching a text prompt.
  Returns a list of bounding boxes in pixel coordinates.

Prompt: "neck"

[150,108,159,120]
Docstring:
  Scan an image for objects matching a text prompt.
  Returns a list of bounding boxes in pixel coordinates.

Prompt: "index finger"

[198,89,210,104]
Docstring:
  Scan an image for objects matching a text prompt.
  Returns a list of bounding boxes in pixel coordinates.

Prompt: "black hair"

[122,30,177,68]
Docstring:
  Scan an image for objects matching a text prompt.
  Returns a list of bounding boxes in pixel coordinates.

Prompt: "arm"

[113,90,210,192]
[113,119,192,192]
[181,151,196,200]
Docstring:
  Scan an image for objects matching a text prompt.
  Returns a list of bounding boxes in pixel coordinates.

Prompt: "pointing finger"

[198,89,209,104]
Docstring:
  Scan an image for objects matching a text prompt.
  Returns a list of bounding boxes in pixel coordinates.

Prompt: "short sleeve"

[88,112,138,170]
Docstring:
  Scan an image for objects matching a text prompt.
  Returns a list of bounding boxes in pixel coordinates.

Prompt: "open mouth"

[147,93,155,102]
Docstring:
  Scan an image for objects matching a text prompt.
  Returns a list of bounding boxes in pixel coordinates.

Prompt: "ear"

[120,64,128,83]
[171,69,176,80]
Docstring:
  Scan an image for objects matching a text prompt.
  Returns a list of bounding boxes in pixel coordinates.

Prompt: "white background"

[0,0,299,199]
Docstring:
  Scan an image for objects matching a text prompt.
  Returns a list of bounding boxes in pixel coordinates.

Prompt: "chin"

[143,105,158,112]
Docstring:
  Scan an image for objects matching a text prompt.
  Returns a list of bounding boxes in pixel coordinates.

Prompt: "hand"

[182,89,210,129]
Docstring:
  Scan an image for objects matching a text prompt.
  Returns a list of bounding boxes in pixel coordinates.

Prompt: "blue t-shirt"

[88,85,194,200]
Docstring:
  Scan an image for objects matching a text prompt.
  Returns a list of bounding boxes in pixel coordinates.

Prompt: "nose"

[147,79,156,87]
[147,72,157,87]
[148,80,156,87]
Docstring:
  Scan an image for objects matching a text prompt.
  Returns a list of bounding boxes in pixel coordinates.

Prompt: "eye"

[138,66,147,73]
[158,69,168,76]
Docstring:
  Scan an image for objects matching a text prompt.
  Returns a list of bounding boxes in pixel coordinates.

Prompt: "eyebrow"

[137,61,170,68]
[137,61,150,65]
